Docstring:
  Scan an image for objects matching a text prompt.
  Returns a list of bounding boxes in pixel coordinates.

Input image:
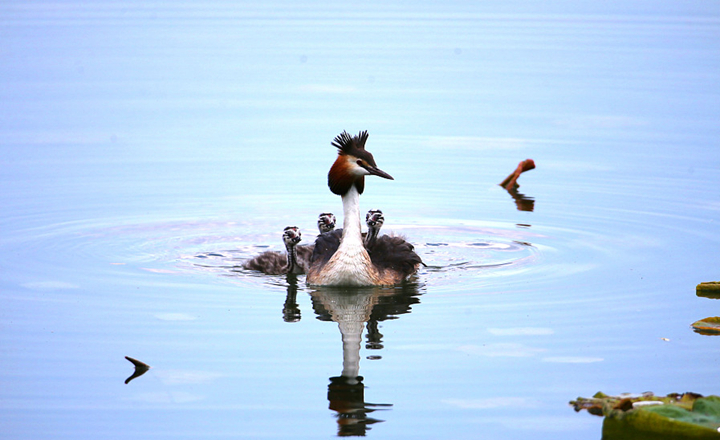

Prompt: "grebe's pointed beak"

[365,165,394,180]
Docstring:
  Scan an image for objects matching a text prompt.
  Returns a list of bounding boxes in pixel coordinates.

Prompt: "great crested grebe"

[243,226,304,275]
[307,131,422,286]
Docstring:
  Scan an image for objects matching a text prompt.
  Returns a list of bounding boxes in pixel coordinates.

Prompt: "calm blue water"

[2,2,720,439]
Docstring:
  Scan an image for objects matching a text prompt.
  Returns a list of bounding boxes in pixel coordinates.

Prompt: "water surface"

[2,2,720,439]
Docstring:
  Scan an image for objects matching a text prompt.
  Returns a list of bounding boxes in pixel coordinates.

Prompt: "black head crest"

[331,130,369,156]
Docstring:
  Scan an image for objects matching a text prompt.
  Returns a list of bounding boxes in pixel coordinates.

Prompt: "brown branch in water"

[125,356,151,384]
[500,159,535,190]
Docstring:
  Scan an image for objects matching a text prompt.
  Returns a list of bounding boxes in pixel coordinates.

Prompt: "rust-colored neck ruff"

[328,154,364,196]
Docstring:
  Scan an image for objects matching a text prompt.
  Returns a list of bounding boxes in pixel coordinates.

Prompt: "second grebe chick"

[307,131,422,286]
[364,209,384,249]
[362,209,425,277]
[295,212,337,271]
[243,226,304,275]
[318,212,337,234]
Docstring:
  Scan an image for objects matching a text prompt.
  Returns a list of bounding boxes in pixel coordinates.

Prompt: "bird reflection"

[505,186,535,212]
[282,274,301,322]
[307,283,422,436]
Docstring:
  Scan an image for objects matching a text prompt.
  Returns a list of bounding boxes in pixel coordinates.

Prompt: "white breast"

[313,241,378,286]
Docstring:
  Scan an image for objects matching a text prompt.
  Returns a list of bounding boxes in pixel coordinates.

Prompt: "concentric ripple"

[1,214,603,295]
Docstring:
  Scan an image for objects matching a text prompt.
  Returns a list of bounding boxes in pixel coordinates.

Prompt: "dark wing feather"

[310,229,342,266]
[367,235,423,279]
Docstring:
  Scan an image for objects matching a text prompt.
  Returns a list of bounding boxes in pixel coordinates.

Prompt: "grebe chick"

[364,209,384,249]
[317,212,337,234]
[243,226,305,275]
[307,131,422,286]
[295,212,337,271]
[363,209,425,276]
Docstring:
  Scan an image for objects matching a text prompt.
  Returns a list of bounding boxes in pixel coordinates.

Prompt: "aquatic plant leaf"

[604,397,720,440]
[572,392,696,414]
[697,282,720,299]
[692,317,720,335]
[571,393,720,440]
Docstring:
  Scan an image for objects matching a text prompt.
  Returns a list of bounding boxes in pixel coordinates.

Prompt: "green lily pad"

[571,392,720,440]
[692,317,720,335]
[697,282,720,299]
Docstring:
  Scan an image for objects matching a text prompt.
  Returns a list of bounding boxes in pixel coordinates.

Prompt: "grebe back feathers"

[363,209,423,280]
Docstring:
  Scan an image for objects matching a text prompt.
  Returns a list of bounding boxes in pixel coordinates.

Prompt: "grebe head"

[328,130,393,196]
[364,209,384,249]
[317,212,336,233]
[365,209,384,229]
[282,226,302,248]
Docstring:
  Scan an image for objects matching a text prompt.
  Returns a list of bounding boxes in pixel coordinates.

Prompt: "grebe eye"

[357,160,363,166]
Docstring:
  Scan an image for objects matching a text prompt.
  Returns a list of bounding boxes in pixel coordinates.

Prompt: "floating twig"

[500,158,535,190]
[124,356,151,384]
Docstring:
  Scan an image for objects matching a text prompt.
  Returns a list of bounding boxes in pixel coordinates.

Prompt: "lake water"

[2,2,720,439]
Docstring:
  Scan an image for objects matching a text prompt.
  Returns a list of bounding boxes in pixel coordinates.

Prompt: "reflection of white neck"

[339,320,362,383]
[331,292,376,384]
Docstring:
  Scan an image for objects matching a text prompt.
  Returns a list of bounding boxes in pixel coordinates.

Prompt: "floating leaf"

[692,317,720,335]
[604,397,720,440]
[571,392,720,440]
[697,282,720,299]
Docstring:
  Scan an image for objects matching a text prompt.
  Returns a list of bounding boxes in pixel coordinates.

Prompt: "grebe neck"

[285,242,301,274]
[365,225,379,248]
[340,185,363,246]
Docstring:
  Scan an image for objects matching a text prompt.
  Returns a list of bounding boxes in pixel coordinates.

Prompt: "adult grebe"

[243,226,304,275]
[307,131,422,286]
